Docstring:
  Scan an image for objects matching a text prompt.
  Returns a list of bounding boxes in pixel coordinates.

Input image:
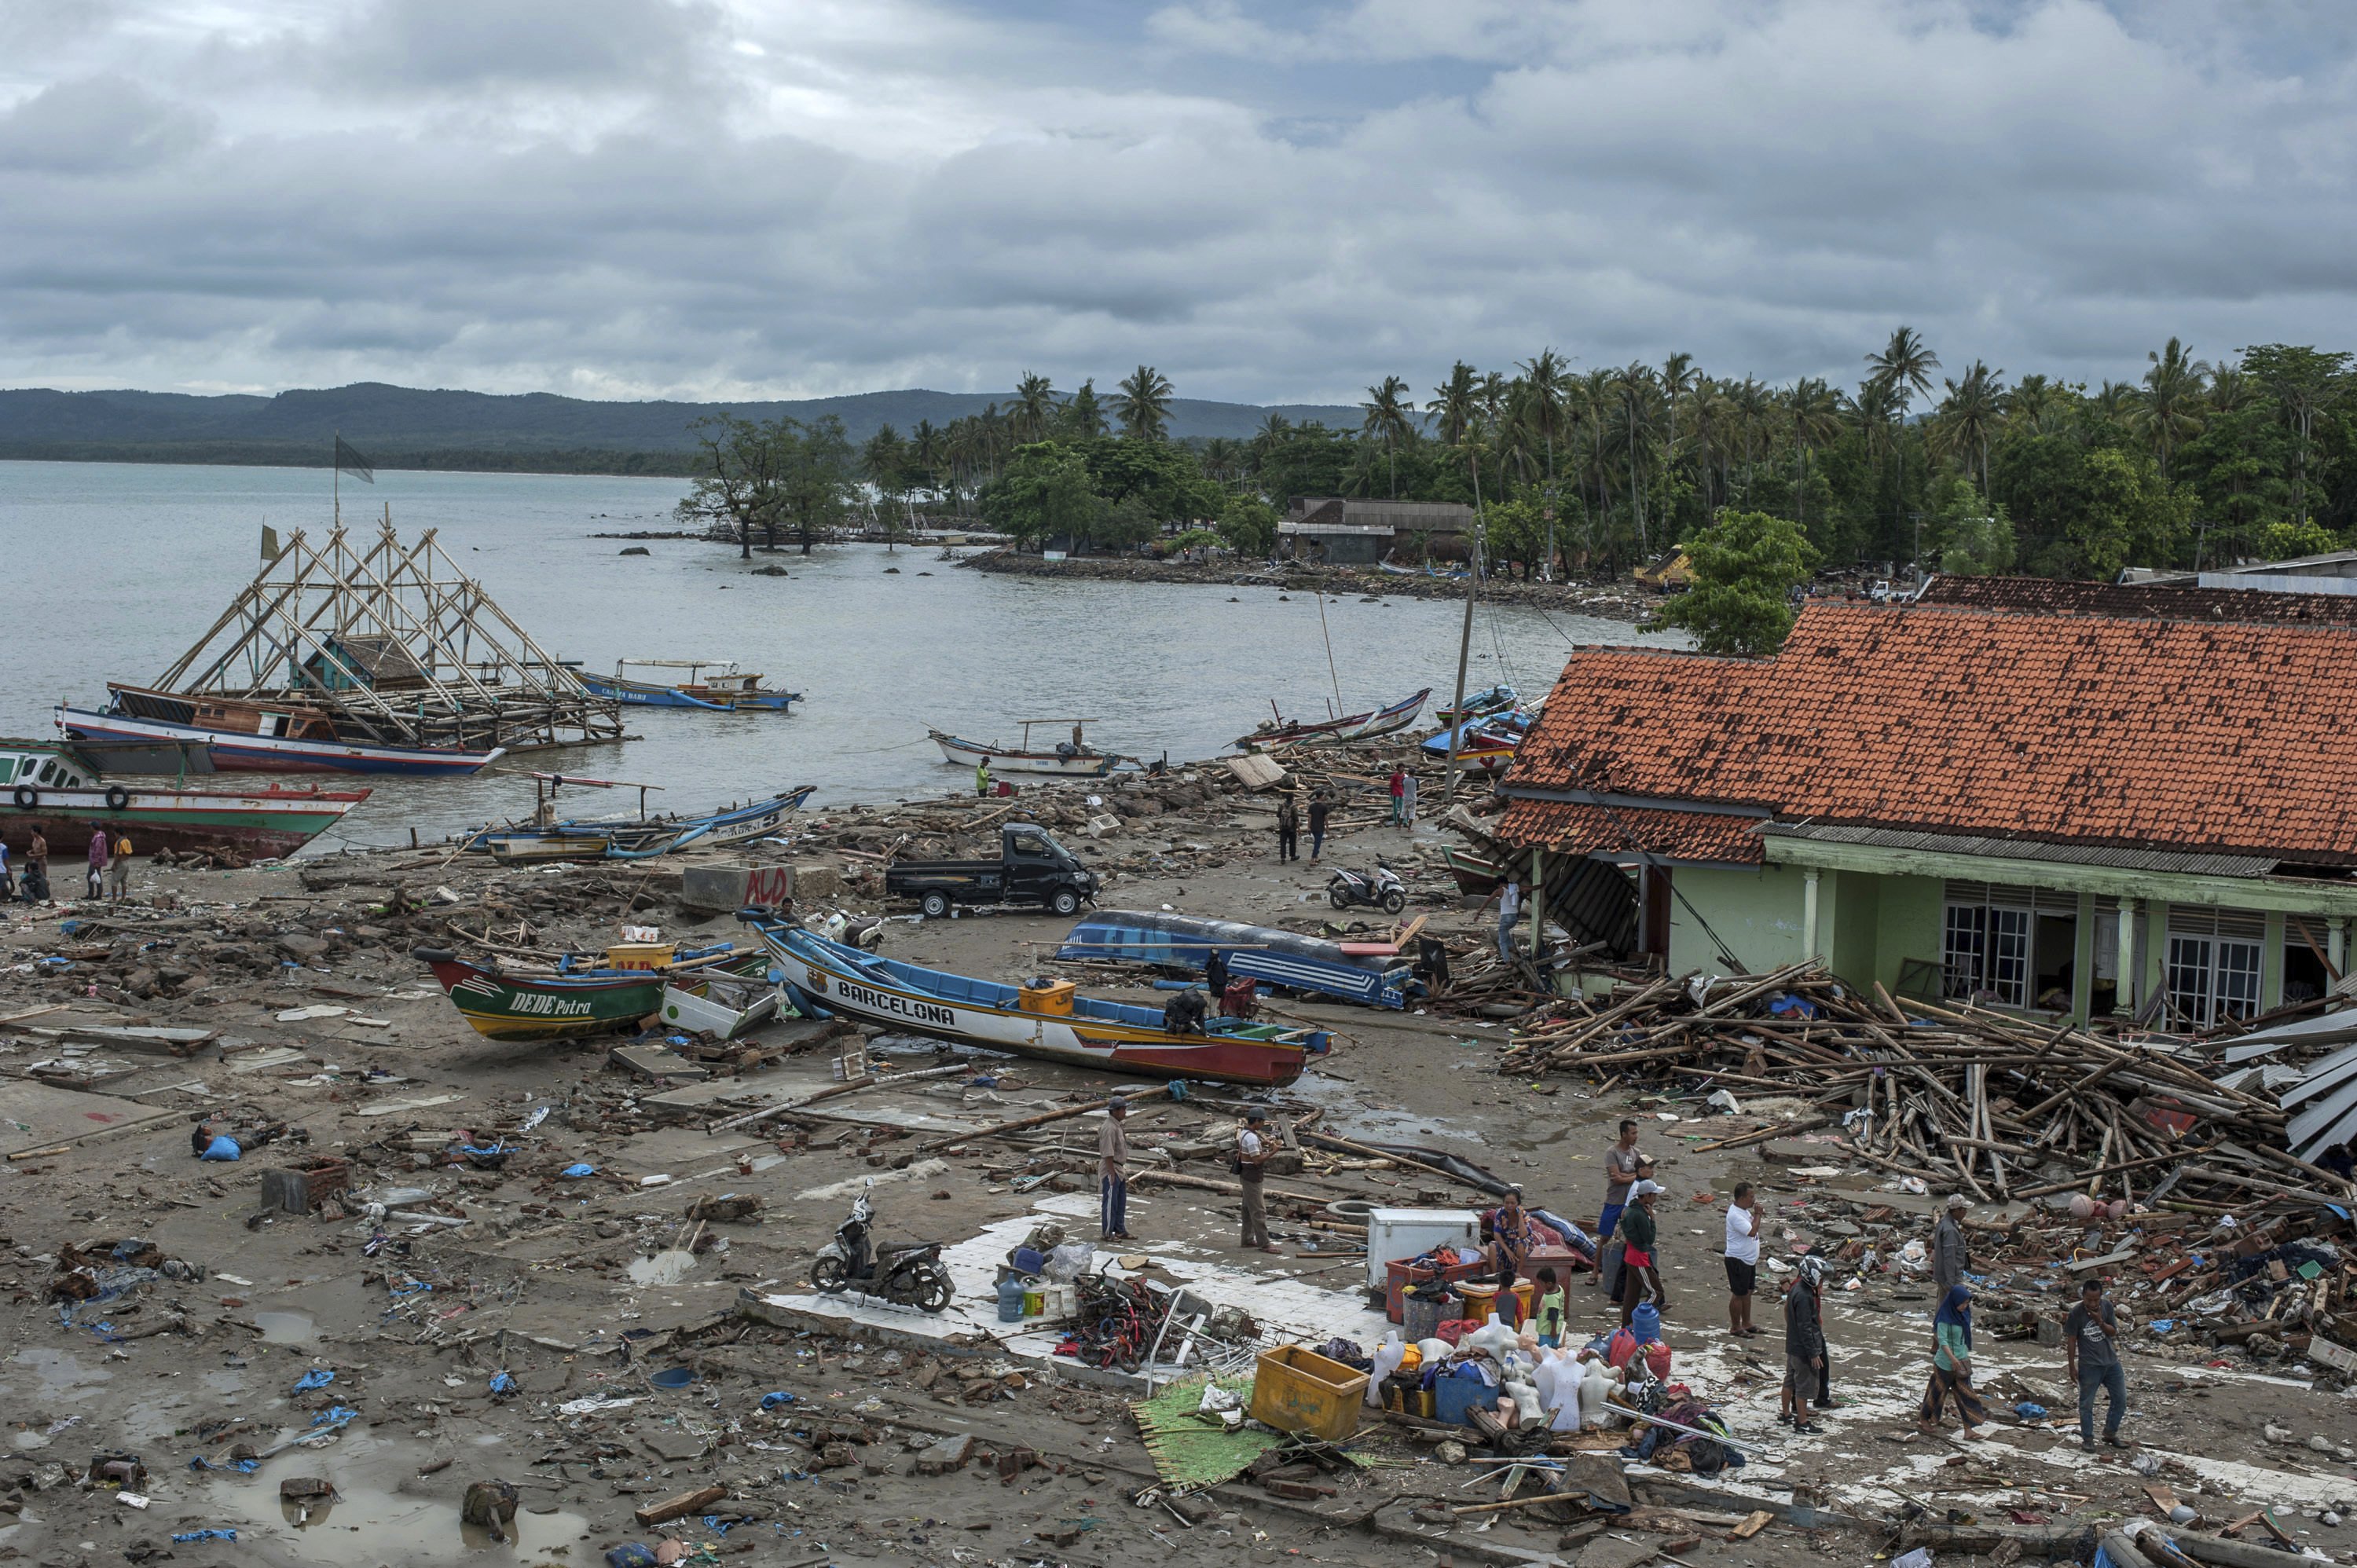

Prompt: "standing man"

[1725,1181,1762,1338]
[1934,1194,1970,1296]
[1598,1120,1647,1251]
[1098,1095,1131,1242]
[1236,1108,1281,1255]
[973,758,992,798]
[2066,1278,2130,1452]
[1275,791,1299,863]
[1497,875,1522,962]
[1400,767,1419,825]
[1307,792,1332,860]
[0,837,13,902]
[86,825,108,900]
[1783,1257,1827,1434]
[1618,1178,1664,1326]
[1387,764,1407,826]
[108,830,133,903]
[23,826,48,905]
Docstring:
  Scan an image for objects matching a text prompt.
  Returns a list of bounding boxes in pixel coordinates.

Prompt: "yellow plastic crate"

[1247,1345,1369,1442]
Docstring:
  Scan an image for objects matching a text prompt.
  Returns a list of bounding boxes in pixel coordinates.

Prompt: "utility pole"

[1444,487,1486,804]
[1541,484,1557,584]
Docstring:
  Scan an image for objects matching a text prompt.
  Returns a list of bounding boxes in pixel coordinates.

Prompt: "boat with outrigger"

[458,771,815,862]
[1233,687,1429,752]
[930,717,1127,778]
[577,658,801,713]
[739,910,1327,1086]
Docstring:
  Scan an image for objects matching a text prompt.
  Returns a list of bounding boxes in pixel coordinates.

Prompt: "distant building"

[1494,588,2357,1028]
[1281,499,1473,565]
[2124,548,2357,597]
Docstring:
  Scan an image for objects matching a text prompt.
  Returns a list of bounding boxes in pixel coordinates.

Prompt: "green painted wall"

[1827,870,1879,987]
[1872,874,1945,995]
[1665,864,1809,976]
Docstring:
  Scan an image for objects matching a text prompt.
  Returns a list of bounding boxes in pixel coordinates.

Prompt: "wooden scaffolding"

[148,518,625,753]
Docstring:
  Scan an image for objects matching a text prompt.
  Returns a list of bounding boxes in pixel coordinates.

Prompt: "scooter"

[811,1178,953,1313]
[1328,856,1406,915]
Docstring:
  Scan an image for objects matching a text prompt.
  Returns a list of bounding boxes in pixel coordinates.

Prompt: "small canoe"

[412,945,769,1041]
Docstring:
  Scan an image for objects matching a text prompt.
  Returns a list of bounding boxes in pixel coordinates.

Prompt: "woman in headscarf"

[1917,1284,1986,1438]
[1780,1257,1827,1433]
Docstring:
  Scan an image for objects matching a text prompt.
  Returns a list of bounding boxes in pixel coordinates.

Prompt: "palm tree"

[1061,379,1109,438]
[1608,362,1660,556]
[1517,349,1571,485]
[1430,361,1480,448]
[910,419,948,507]
[1849,376,1900,523]
[1660,350,1697,490]
[1361,374,1416,497]
[1787,376,1845,530]
[1864,326,1940,507]
[2092,379,2139,424]
[1112,366,1174,441]
[2003,374,2070,438]
[1200,437,1244,491]
[2137,336,2211,477]
[2208,363,2255,416]
[1933,362,2006,493]
[1011,372,1058,443]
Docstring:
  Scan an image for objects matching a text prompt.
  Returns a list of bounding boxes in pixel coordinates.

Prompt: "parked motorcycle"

[1328,857,1406,915]
[811,1178,953,1312]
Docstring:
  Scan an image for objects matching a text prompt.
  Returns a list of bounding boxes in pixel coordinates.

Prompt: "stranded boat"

[739,913,1326,1086]
[576,660,801,713]
[411,943,769,1041]
[59,687,505,776]
[460,775,816,859]
[0,738,369,859]
[930,718,1124,777]
[1233,688,1430,753]
[1055,910,1417,1009]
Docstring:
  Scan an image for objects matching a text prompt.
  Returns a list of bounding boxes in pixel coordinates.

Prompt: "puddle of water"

[209,1475,586,1565]
[9,1346,112,1398]
[628,1248,697,1286]
[253,1311,318,1345]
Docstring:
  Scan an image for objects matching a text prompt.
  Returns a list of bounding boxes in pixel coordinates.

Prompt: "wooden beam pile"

[1499,963,2351,1216]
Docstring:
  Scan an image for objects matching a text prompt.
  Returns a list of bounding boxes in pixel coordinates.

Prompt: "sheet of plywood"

[0,1078,182,1159]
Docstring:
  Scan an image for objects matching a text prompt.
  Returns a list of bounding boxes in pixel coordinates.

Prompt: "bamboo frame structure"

[141,515,624,753]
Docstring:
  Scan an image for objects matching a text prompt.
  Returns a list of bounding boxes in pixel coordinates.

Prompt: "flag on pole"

[335,436,375,485]
[262,524,281,564]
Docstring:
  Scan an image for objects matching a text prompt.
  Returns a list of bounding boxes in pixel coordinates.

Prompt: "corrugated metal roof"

[1756,821,2282,879]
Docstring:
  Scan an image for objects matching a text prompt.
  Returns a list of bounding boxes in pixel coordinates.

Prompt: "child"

[1531,1266,1567,1348]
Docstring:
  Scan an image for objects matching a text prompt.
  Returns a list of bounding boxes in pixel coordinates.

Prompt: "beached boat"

[0,739,369,859]
[740,914,1325,1086]
[1233,688,1430,753]
[1440,844,1505,896]
[462,780,816,858]
[1435,684,1519,726]
[1056,910,1416,1009]
[660,971,781,1039]
[577,660,799,713]
[930,719,1123,777]
[411,944,769,1041]
[60,687,505,777]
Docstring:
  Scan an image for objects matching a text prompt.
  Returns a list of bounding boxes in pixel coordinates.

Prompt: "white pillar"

[2115,896,2138,1015]
[1802,870,1822,963]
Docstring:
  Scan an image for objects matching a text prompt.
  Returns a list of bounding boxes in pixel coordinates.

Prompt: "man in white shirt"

[1497,876,1522,962]
[1236,1109,1280,1254]
[1724,1181,1763,1338]
[1098,1095,1131,1241]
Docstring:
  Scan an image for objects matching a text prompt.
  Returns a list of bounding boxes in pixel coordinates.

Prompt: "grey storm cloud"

[3,0,2357,402]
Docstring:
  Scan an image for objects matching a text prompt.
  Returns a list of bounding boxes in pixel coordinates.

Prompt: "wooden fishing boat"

[1233,688,1430,753]
[660,971,781,1039]
[61,687,505,776]
[0,739,369,859]
[1056,910,1416,1009]
[1435,684,1519,726]
[741,914,1325,1086]
[577,660,799,713]
[1441,844,1505,896]
[411,944,769,1041]
[930,719,1123,777]
[462,779,816,858]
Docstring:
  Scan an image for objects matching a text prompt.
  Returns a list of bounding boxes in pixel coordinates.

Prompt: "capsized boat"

[740,914,1326,1086]
[577,660,799,713]
[930,718,1124,777]
[1233,687,1430,753]
[0,738,368,859]
[412,943,769,1041]
[1056,910,1417,1009]
[60,687,504,776]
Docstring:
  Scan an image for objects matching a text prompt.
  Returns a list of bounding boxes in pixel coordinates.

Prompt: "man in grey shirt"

[2065,1277,2129,1450]
[1934,1194,1970,1295]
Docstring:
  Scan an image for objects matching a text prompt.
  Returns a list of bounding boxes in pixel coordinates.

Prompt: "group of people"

[1271,789,1333,863]
[1096,1095,1284,1257]
[1,825,133,905]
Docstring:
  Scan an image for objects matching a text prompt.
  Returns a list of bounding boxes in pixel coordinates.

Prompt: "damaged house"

[1494,579,2357,1030]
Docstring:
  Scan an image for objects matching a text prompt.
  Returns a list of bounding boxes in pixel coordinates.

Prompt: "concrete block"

[681,863,794,913]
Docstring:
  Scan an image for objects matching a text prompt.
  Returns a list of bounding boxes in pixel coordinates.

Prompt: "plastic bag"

[1043,1241,1094,1282]
[200,1135,240,1162]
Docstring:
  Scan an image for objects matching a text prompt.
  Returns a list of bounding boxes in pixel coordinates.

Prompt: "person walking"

[1497,875,1522,962]
[1098,1095,1132,1242]
[1598,1120,1646,1248]
[1235,1108,1280,1254]
[86,826,108,900]
[22,827,48,904]
[973,759,992,798]
[1918,1285,1988,1439]
[1934,1194,1970,1295]
[1387,764,1407,826]
[1725,1181,1762,1338]
[1307,793,1331,860]
[108,831,133,902]
[1618,1178,1664,1326]
[1275,792,1299,863]
[2066,1277,2130,1452]
[1399,768,1419,824]
[1782,1256,1827,1434]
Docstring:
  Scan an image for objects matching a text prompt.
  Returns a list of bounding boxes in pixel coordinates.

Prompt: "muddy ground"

[2,760,2354,1568]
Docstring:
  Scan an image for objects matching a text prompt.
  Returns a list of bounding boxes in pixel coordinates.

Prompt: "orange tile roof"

[1497,800,1766,865]
[1505,601,2357,865]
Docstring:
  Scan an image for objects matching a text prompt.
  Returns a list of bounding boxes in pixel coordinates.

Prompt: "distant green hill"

[0,382,1366,474]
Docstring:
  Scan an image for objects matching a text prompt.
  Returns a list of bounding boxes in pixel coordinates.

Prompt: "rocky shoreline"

[960,546,1661,621]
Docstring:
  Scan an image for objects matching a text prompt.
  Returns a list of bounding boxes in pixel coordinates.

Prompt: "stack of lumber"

[1498,962,2354,1216]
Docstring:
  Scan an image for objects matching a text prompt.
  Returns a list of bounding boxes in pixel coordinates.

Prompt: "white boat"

[929,718,1124,777]
[660,972,781,1039]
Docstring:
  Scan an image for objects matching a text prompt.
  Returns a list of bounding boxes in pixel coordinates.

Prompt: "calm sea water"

[0,460,1681,848]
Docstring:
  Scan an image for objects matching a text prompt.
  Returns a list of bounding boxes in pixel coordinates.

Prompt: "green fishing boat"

[412,945,770,1042]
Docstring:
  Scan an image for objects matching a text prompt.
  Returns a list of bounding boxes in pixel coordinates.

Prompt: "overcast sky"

[3,0,2354,405]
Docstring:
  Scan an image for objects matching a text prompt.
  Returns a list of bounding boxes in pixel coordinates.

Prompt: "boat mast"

[1443,466,1486,803]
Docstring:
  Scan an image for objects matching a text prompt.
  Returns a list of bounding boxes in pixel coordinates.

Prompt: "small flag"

[335,435,374,485]
[261,524,281,563]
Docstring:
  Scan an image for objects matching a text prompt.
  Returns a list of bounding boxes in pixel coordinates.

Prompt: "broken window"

[1944,881,2075,1010]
